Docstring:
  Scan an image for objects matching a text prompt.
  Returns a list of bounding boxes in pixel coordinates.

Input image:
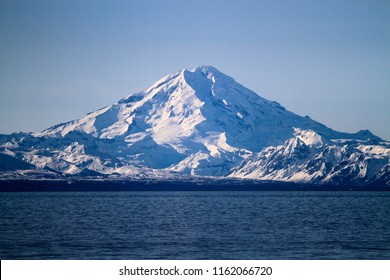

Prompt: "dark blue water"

[1,191,390,259]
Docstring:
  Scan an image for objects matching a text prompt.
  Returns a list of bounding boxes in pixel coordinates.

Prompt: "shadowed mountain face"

[0,66,388,186]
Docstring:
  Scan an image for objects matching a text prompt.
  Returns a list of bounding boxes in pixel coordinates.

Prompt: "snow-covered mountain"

[0,66,388,186]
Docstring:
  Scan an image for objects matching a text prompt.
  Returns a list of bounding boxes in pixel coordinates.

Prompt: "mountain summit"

[1,66,389,186]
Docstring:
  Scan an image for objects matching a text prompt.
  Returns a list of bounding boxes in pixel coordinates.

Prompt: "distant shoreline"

[0,179,388,192]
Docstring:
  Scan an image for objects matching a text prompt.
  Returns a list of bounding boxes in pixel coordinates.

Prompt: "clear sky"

[1,0,389,139]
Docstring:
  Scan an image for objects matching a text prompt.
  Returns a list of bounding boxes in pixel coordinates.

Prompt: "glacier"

[0,66,389,187]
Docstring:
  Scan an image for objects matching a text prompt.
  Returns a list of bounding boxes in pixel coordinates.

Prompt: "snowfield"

[0,66,388,186]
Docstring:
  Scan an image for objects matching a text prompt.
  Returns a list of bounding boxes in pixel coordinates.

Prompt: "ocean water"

[0,191,389,259]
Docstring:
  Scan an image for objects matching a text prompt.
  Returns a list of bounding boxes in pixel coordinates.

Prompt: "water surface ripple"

[1,191,389,259]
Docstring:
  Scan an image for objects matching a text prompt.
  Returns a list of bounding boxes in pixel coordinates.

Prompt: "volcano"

[0,66,388,186]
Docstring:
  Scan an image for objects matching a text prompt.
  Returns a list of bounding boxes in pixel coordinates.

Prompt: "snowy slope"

[0,66,388,186]
[230,129,390,185]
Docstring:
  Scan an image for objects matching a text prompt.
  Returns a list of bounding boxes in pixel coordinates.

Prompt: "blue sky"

[1,0,389,139]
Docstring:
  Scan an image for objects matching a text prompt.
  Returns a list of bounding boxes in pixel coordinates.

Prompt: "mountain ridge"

[0,66,388,186]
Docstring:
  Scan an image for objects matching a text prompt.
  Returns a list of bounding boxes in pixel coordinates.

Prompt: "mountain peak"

[192,65,220,73]
[190,65,233,81]
[1,66,388,185]
[38,66,382,147]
